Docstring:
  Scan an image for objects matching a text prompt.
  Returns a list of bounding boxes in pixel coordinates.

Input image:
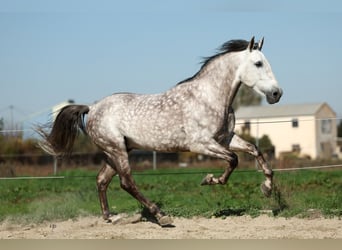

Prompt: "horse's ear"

[248,36,255,52]
[258,37,264,51]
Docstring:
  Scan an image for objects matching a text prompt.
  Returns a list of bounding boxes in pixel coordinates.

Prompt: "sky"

[1,0,342,135]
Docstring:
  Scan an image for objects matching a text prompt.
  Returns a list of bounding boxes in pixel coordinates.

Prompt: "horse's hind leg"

[107,151,173,226]
[97,161,117,221]
[229,133,273,197]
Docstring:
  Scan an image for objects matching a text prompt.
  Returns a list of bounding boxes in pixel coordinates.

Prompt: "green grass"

[0,168,341,223]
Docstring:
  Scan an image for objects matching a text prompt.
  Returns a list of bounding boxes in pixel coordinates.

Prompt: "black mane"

[217,39,250,54]
[177,39,251,85]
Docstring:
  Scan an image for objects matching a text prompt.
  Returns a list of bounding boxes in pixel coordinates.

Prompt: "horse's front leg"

[229,133,273,197]
[199,141,239,185]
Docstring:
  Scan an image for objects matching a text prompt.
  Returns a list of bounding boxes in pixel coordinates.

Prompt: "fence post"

[255,118,259,170]
[53,156,58,175]
[153,151,157,170]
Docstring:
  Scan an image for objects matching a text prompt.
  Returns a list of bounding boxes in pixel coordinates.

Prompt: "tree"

[0,117,3,131]
[337,120,342,160]
[238,132,275,160]
[258,134,275,156]
[0,118,3,156]
[338,120,342,137]
[233,84,262,110]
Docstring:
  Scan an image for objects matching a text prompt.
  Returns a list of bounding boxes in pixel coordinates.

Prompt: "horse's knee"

[246,143,260,157]
[97,164,116,191]
[97,181,108,192]
[120,180,129,191]
[119,176,134,191]
[97,172,110,190]
[230,152,238,168]
[264,169,273,179]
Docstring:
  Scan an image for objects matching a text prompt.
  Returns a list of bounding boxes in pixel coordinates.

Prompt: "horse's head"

[237,37,282,104]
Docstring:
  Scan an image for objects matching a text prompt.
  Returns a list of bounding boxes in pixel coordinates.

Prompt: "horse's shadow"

[140,205,247,225]
[108,203,175,228]
[214,208,246,217]
[139,205,176,228]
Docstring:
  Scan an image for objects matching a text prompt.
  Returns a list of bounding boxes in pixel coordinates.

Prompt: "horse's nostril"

[273,91,278,97]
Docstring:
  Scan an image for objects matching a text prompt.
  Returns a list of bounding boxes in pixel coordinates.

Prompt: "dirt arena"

[1,214,341,239]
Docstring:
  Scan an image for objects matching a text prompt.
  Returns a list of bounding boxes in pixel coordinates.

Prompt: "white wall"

[235,115,317,158]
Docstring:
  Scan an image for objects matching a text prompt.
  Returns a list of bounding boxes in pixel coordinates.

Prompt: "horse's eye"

[255,61,263,68]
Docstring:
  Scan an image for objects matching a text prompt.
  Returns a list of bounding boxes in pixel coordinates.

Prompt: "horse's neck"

[194,54,242,108]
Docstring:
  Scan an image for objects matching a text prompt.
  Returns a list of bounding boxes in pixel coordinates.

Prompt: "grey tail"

[36,104,89,157]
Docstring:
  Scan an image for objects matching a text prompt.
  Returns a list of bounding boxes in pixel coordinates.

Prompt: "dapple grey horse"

[38,37,282,226]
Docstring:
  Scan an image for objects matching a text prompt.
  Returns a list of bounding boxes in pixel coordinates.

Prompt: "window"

[292,144,301,153]
[244,121,251,130]
[321,119,332,134]
[292,118,299,128]
[241,120,251,134]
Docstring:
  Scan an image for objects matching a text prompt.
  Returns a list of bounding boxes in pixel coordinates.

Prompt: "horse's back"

[86,92,188,151]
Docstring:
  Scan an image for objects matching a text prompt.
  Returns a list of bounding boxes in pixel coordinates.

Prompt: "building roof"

[235,102,333,119]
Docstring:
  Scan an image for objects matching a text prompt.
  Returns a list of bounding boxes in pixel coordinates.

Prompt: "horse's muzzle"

[266,87,283,104]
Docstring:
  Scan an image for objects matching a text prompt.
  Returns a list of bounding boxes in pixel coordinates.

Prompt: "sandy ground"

[0,214,341,239]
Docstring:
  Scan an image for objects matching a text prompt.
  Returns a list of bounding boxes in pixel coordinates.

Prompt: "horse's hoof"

[105,218,112,223]
[260,183,272,198]
[158,215,173,227]
[201,174,214,185]
[103,215,112,223]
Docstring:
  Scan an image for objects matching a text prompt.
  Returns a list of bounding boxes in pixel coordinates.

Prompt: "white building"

[235,103,337,159]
